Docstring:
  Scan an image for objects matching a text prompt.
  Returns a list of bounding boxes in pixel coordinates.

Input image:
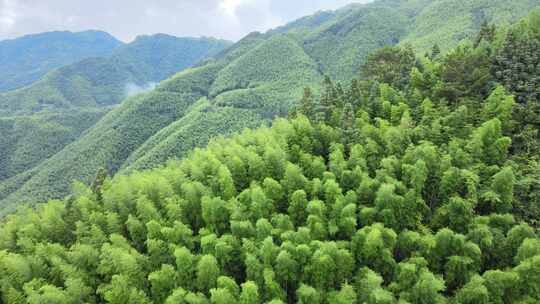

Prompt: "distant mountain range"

[0,33,231,115]
[0,0,539,214]
[0,32,231,209]
[0,30,123,92]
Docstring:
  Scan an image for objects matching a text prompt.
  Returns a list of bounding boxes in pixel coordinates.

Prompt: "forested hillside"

[0,35,231,115]
[0,30,122,92]
[0,35,231,202]
[399,0,540,51]
[2,0,536,212]
[0,7,539,302]
[0,109,109,182]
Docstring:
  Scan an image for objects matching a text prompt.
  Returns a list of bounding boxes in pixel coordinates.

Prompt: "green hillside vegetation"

[400,0,540,52]
[0,30,123,92]
[120,33,324,173]
[0,35,231,200]
[115,35,231,85]
[0,31,320,211]
[210,35,320,97]
[0,35,231,115]
[121,98,265,172]
[1,17,540,301]
[299,2,410,82]
[0,109,109,181]
[1,0,538,212]
[0,90,199,215]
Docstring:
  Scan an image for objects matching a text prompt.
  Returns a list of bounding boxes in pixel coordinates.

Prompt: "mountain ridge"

[0,30,123,92]
[0,34,232,116]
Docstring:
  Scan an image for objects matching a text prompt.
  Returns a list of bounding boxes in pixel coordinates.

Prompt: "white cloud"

[219,0,244,16]
[0,0,17,30]
[0,0,373,42]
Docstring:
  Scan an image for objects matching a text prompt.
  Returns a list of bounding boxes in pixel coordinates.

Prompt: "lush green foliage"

[0,30,122,92]
[1,0,536,212]
[0,109,108,181]
[0,88,199,215]
[0,2,539,303]
[492,8,540,129]
[0,35,231,116]
[298,2,410,82]
[0,36,231,210]
[0,85,538,301]
[399,0,540,52]
[0,31,320,210]
[121,98,265,172]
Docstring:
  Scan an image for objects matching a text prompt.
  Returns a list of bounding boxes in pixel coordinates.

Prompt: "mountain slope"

[123,34,322,171]
[1,0,538,212]
[0,35,231,199]
[0,109,109,181]
[0,30,122,92]
[400,0,540,51]
[0,35,232,116]
[0,61,539,301]
[299,2,410,81]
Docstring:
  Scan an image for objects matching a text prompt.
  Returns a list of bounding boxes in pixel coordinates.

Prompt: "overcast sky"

[0,0,372,42]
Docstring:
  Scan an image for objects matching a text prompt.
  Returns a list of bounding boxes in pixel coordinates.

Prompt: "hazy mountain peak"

[0,30,123,92]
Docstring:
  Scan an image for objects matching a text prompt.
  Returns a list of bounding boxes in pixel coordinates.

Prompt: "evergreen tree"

[298,87,315,119]
[90,168,108,202]
[431,43,441,59]
[360,45,416,90]
[474,21,497,48]
[340,102,357,144]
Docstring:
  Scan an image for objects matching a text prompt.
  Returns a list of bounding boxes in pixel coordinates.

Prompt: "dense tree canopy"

[2,0,537,214]
[0,5,539,304]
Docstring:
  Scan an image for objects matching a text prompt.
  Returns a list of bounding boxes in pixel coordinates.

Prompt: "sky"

[0,0,372,42]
